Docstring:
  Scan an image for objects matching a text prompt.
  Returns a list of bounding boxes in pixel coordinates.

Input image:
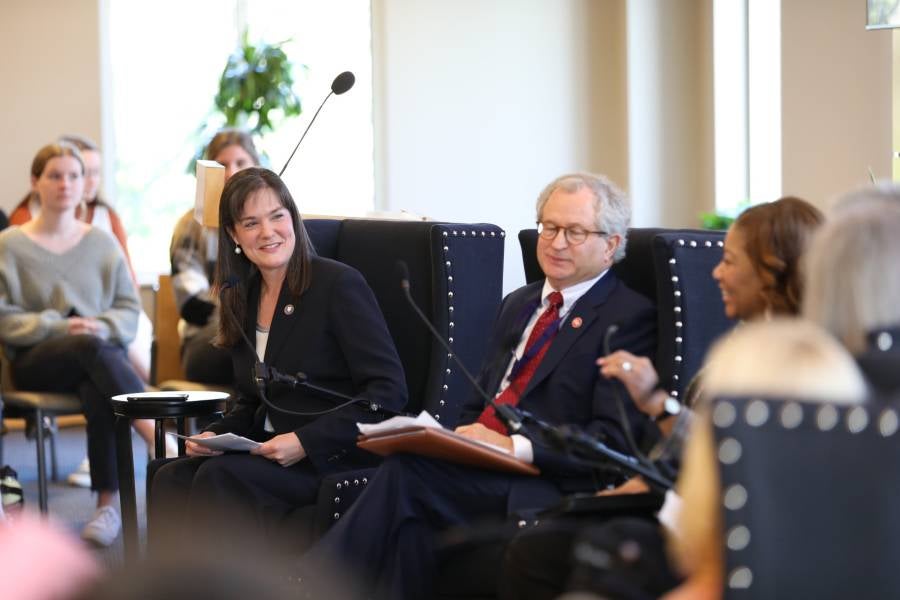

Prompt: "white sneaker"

[66,457,91,489]
[81,505,121,547]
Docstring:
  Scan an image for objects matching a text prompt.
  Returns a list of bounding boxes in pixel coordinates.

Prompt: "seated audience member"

[499,196,825,600]
[169,129,260,385]
[299,172,659,599]
[804,184,900,397]
[149,168,407,553]
[10,134,137,278]
[11,133,159,488]
[668,319,867,600]
[0,142,151,546]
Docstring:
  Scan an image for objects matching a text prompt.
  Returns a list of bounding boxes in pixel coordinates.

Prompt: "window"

[713,0,781,214]
[104,0,373,282]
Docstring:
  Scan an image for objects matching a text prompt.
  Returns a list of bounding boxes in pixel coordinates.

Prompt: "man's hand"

[185,431,224,457]
[596,350,664,417]
[454,422,514,453]
[67,316,102,337]
[251,433,306,467]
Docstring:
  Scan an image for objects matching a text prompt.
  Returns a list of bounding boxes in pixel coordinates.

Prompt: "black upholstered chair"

[298,219,506,535]
[518,227,735,400]
[712,395,900,598]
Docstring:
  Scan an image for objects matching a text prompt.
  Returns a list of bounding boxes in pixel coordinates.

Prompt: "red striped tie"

[477,291,564,433]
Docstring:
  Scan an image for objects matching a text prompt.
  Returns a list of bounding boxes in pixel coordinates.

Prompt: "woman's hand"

[455,422,514,453]
[67,316,102,336]
[596,350,663,415]
[597,476,651,497]
[185,431,224,457]
[251,433,306,467]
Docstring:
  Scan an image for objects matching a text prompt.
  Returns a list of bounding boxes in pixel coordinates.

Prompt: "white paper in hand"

[170,432,261,452]
[357,410,443,435]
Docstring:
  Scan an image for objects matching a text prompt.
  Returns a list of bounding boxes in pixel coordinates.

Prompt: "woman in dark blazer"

[149,168,407,552]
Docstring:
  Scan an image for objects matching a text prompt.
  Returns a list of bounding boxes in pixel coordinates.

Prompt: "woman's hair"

[205,129,261,165]
[804,185,900,354]
[58,133,107,206]
[31,141,85,179]
[674,318,866,583]
[58,133,98,154]
[535,172,631,262]
[22,142,85,207]
[214,167,313,348]
[732,196,824,315]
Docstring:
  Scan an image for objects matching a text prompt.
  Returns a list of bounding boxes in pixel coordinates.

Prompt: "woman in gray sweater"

[0,142,148,546]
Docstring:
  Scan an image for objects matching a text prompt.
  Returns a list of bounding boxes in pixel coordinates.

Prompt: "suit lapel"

[262,279,303,365]
[521,272,618,397]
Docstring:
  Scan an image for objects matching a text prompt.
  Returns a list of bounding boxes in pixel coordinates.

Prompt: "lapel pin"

[284,304,295,316]
[571,317,583,329]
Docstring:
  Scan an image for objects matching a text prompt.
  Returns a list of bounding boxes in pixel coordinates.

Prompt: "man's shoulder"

[503,279,544,304]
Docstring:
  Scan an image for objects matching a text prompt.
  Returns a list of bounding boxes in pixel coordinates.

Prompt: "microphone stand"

[511,408,674,491]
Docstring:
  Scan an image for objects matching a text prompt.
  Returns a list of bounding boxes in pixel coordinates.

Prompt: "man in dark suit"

[300,172,657,599]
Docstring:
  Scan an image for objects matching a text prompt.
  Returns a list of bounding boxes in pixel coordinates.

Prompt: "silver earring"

[234,245,242,255]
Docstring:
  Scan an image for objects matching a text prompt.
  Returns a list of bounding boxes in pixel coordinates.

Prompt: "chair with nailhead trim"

[299,219,506,538]
[712,395,900,599]
[519,227,735,402]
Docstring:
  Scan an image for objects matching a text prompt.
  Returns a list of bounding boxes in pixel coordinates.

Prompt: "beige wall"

[627,0,714,228]
[782,0,892,208]
[0,0,102,214]
[372,0,629,291]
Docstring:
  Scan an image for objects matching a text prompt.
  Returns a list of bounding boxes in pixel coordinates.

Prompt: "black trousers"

[181,323,233,385]
[148,453,321,555]
[14,334,144,492]
[301,454,562,600]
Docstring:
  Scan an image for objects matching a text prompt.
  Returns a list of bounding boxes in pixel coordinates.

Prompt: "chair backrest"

[304,219,505,427]
[712,395,900,599]
[152,274,186,384]
[518,228,734,399]
[650,231,734,400]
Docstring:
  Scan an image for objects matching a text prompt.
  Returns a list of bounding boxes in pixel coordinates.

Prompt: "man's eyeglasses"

[537,222,607,245]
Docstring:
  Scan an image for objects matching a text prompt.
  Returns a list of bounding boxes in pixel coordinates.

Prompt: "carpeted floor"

[1,421,150,569]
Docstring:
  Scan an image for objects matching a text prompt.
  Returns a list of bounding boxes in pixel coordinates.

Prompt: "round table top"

[111,390,229,418]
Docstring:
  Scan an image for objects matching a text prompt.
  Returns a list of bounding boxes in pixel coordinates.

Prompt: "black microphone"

[395,260,525,433]
[278,70,356,177]
[331,71,355,95]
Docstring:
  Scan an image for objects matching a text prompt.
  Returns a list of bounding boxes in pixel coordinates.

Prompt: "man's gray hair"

[535,172,631,262]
